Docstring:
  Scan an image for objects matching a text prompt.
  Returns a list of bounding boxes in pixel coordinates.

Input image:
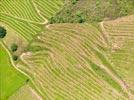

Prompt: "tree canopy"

[11,43,18,52]
[0,26,7,38]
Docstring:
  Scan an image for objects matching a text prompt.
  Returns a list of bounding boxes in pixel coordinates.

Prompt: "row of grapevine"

[18,24,127,99]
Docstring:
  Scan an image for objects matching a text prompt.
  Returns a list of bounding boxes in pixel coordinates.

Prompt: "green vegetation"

[0,26,7,38]
[0,0,64,41]
[10,43,18,52]
[18,23,128,99]
[72,0,79,5]
[0,43,28,99]
[0,0,134,99]
[103,15,134,92]
[87,58,122,92]
[50,0,134,23]
[76,11,85,23]
[12,55,18,61]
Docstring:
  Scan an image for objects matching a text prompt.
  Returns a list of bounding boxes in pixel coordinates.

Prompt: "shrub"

[72,0,78,5]
[11,43,18,52]
[76,11,85,23]
[0,26,7,38]
[26,79,30,83]
[13,55,18,61]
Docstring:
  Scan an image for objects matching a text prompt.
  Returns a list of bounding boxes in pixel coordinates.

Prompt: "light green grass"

[0,43,28,100]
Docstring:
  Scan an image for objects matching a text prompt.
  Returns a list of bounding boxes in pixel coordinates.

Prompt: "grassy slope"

[8,84,41,100]
[50,0,134,23]
[1,0,134,99]
[0,0,64,99]
[0,0,64,41]
[103,15,134,93]
[0,43,28,100]
[18,23,128,100]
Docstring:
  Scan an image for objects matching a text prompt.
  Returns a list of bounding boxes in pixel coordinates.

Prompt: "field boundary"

[0,41,43,99]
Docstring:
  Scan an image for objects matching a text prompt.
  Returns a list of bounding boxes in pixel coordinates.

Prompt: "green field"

[0,42,28,100]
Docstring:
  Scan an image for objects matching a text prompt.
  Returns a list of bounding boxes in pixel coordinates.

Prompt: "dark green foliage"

[11,43,18,52]
[26,79,30,83]
[76,11,85,23]
[117,0,134,16]
[49,17,55,24]
[12,55,18,61]
[49,0,134,24]
[72,0,78,5]
[0,26,7,38]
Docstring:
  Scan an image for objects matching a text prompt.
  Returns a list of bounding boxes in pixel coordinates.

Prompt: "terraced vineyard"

[0,15,43,41]
[33,0,64,19]
[0,0,134,100]
[102,15,134,94]
[0,0,64,41]
[17,23,133,99]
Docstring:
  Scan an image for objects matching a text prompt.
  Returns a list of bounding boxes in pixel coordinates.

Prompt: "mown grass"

[0,43,28,100]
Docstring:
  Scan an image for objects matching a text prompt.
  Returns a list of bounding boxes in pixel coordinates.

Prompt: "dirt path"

[31,0,48,24]
[0,41,43,100]
[99,22,134,99]
[0,1,48,25]
[29,86,42,100]
[101,64,134,99]
[100,22,110,45]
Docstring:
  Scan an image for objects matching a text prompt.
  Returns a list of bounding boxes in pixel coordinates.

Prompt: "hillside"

[103,15,134,94]
[0,0,134,100]
[50,0,134,23]
[17,21,134,99]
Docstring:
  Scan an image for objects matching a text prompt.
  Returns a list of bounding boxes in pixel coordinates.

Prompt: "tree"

[26,79,30,83]
[72,0,78,5]
[0,26,7,38]
[11,43,18,52]
[76,11,85,23]
[12,55,18,61]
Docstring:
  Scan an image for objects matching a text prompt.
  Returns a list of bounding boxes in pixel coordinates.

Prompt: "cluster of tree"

[12,55,18,61]
[117,0,134,16]
[48,0,134,24]
[10,43,18,61]
[11,43,18,52]
[0,26,7,38]
[49,10,85,24]
[0,26,18,61]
